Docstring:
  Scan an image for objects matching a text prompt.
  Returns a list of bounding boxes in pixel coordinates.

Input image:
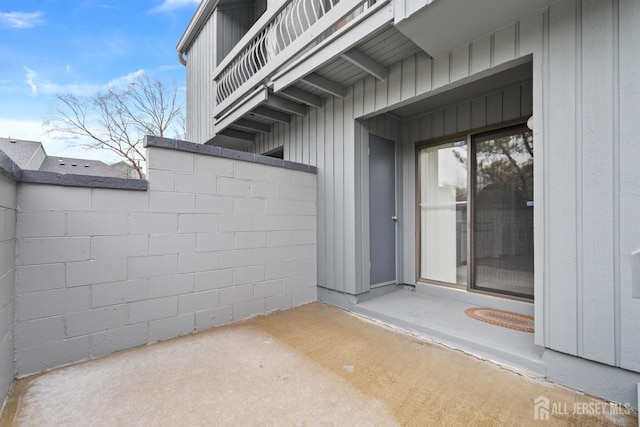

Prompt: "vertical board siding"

[519,10,544,57]
[432,55,450,89]
[536,0,624,366]
[580,0,615,365]
[375,74,389,111]
[343,91,357,289]
[521,80,533,117]
[451,45,470,82]
[309,108,317,166]
[401,55,416,101]
[471,34,492,74]
[502,86,522,122]
[333,98,345,291]
[303,113,310,165]
[415,52,432,94]
[216,5,255,64]
[296,115,304,163]
[486,92,503,125]
[618,0,640,373]
[405,83,530,143]
[316,102,327,289]
[357,21,536,118]
[241,0,640,372]
[354,121,367,293]
[186,5,256,144]
[494,23,518,66]
[431,111,444,138]
[456,102,471,132]
[546,0,578,355]
[186,15,216,144]
[443,107,457,135]
[323,98,336,290]
[403,118,419,284]
[363,76,377,116]
[387,62,402,106]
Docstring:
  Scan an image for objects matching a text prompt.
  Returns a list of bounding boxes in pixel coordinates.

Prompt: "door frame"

[355,119,402,295]
[414,118,533,302]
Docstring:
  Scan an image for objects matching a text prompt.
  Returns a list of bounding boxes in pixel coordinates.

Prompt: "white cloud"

[0,118,120,163]
[151,0,199,13]
[97,4,120,10]
[23,68,146,97]
[0,11,44,29]
[106,69,145,88]
[24,67,38,96]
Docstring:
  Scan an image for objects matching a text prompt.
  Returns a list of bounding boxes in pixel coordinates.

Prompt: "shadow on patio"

[1,303,636,426]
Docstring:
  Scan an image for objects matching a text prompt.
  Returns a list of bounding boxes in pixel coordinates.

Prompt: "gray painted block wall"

[0,172,16,410]
[12,144,317,376]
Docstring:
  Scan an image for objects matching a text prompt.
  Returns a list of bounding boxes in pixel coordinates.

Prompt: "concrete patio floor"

[0,302,636,426]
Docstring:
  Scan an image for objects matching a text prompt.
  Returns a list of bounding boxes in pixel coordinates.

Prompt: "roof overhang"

[176,0,218,56]
[395,0,557,57]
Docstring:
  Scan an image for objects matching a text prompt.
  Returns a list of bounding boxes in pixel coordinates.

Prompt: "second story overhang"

[208,0,411,142]
[180,0,557,144]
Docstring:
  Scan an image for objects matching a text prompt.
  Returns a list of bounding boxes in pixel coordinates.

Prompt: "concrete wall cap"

[145,135,318,174]
[20,170,148,190]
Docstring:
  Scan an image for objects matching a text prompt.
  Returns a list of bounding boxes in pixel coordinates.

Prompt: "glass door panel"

[418,140,468,286]
[472,127,534,298]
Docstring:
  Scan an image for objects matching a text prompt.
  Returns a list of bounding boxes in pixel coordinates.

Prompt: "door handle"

[391,216,398,221]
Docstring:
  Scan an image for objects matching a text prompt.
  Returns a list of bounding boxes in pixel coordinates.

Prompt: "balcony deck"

[211,0,422,142]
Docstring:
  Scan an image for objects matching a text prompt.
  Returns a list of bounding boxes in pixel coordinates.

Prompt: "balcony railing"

[214,0,377,108]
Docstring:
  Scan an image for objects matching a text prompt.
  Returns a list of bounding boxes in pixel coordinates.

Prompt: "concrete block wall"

[0,171,17,409]
[12,141,317,376]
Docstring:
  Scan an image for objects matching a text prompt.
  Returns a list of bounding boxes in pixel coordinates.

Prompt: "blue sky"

[0,0,199,163]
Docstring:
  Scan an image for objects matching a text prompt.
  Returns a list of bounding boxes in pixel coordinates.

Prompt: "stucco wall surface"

[12,143,317,376]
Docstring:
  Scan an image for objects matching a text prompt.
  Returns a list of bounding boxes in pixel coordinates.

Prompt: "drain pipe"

[178,52,187,66]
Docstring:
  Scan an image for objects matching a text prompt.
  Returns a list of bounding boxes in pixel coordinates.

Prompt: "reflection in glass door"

[418,140,468,286]
[472,127,533,298]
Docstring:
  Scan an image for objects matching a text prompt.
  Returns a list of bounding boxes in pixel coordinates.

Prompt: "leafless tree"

[44,75,184,179]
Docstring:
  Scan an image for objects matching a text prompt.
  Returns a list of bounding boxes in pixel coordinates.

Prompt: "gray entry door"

[369,134,397,286]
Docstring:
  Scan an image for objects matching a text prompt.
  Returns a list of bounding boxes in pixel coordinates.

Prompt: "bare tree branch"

[44,75,185,179]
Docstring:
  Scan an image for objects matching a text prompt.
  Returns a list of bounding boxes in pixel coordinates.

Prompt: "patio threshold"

[353,288,545,376]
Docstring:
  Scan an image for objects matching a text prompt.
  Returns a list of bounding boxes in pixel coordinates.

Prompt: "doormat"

[464,307,534,333]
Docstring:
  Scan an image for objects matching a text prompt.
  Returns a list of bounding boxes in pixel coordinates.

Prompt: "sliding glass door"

[471,127,533,298]
[418,125,534,299]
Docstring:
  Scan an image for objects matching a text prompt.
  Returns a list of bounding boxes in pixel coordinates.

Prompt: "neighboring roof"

[0,137,45,170]
[0,136,138,179]
[39,156,136,178]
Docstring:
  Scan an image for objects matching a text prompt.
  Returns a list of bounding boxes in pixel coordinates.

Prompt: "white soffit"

[395,0,556,57]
